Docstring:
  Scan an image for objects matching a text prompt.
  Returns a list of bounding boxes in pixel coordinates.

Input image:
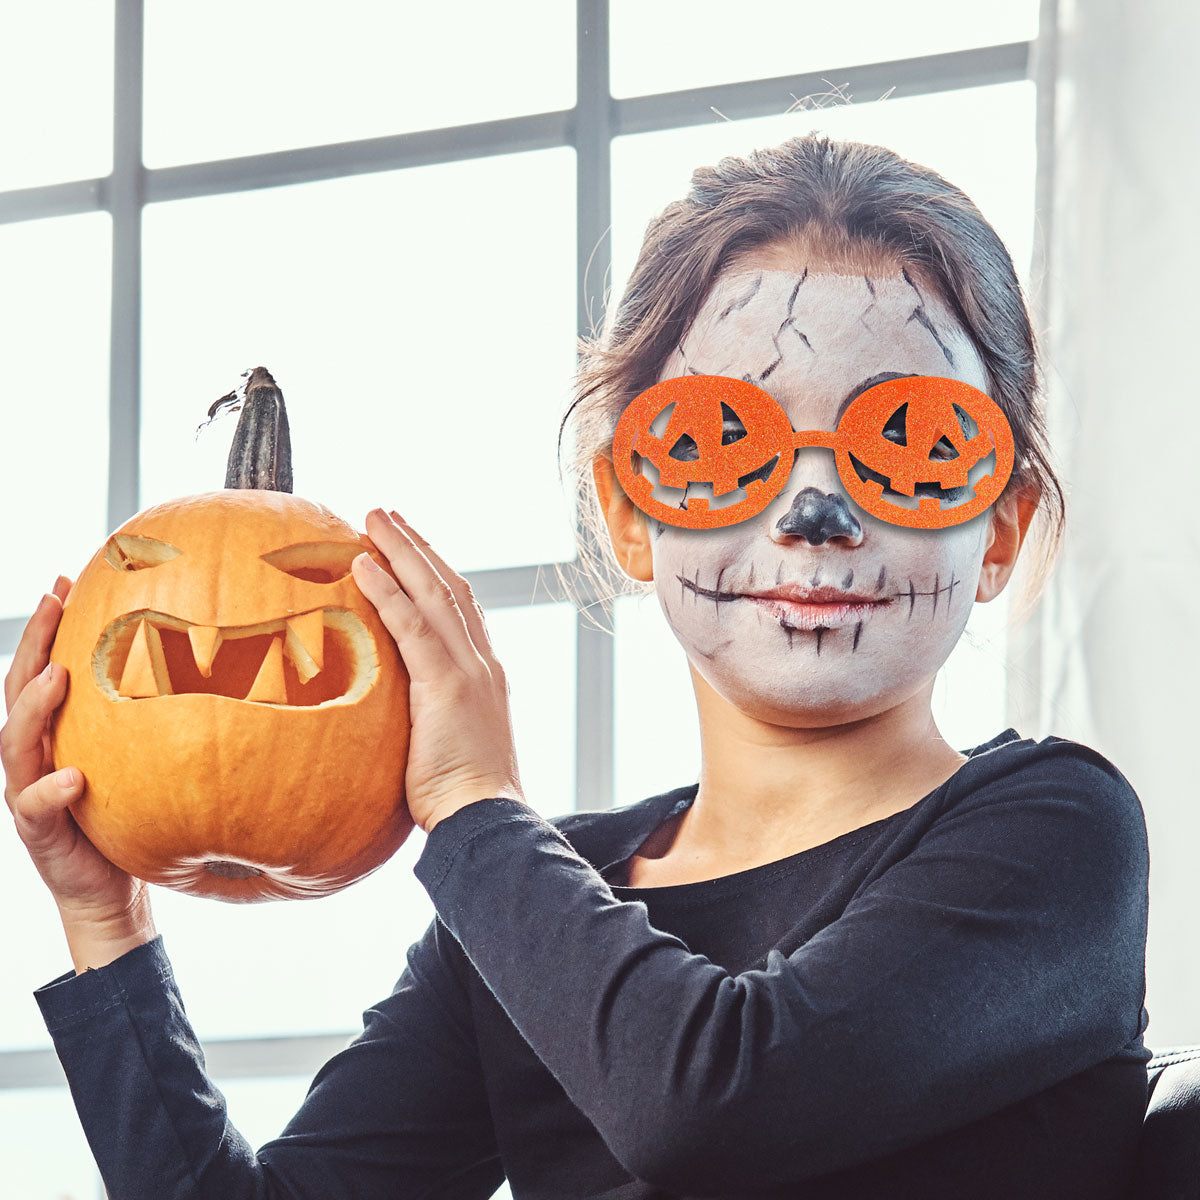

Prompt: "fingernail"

[41,662,54,684]
[55,767,79,789]
[356,552,382,573]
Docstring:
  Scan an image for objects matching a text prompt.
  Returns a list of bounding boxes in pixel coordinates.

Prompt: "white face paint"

[645,267,997,724]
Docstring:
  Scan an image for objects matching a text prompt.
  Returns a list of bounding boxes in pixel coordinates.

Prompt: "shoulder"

[544,787,693,870]
[960,730,1142,815]
[941,729,1148,883]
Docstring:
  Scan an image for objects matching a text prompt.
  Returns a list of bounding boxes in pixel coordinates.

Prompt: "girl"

[2,133,1150,1199]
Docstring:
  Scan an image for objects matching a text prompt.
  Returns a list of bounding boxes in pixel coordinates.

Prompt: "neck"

[678,671,966,863]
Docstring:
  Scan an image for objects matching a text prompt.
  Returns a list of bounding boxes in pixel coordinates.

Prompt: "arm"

[13,577,503,1197]
[58,892,157,974]
[413,745,1149,1192]
[35,918,503,1200]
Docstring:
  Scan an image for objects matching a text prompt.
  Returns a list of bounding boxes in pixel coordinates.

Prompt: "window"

[0,5,1040,1196]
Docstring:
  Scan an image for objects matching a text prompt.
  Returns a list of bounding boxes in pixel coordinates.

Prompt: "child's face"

[645,267,999,723]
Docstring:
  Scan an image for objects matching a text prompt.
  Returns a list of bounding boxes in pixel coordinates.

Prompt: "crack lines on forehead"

[758,314,812,382]
[689,268,960,384]
[754,268,815,379]
[718,271,763,320]
[908,306,957,368]
[902,267,957,368]
[860,273,877,332]
[787,269,808,313]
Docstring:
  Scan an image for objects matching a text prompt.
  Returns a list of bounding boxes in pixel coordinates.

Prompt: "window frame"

[0,0,1050,1167]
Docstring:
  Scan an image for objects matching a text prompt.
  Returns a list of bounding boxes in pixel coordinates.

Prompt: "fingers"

[385,509,494,652]
[352,531,460,684]
[2,661,70,808]
[4,592,65,715]
[354,509,491,679]
[10,765,85,855]
[52,574,73,605]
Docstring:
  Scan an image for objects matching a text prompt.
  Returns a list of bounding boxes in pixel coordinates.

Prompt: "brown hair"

[557,132,1065,632]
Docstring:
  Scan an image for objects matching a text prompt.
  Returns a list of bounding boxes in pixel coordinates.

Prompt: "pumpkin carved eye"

[261,541,362,584]
[105,534,182,572]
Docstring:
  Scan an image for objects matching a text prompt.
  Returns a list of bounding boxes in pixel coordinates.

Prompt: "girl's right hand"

[1,578,150,929]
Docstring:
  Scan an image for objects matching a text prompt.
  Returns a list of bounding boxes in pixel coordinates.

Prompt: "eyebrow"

[833,372,916,426]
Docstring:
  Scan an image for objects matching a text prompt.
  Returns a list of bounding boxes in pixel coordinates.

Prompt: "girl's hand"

[351,509,525,835]
[2,578,151,928]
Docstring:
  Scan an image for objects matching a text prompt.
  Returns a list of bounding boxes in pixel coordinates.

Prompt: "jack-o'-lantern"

[49,367,412,902]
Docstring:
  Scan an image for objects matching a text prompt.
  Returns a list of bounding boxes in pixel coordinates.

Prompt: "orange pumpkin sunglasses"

[612,373,1015,532]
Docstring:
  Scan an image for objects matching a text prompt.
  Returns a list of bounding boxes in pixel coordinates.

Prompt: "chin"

[695,660,914,727]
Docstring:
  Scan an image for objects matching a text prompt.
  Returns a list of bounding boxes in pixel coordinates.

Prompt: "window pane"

[0,1088,103,1199]
[614,593,701,807]
[0,213,112,621]
[610,0,1037,98]
[2,721,96,1050]
[213,1075,313,1154]
[138,601,574,1041]
[0,3,113,191]
[612,83,1036,308]
[494,603,577,823]
[140,149,578,573]
[143,0,575,168]
[935,589,1010,749]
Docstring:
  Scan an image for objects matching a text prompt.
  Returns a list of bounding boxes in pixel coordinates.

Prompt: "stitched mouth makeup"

[674,565,961,651]
[742,593,891,631]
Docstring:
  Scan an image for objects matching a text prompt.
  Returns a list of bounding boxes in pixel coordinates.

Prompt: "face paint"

[644,268,997,721]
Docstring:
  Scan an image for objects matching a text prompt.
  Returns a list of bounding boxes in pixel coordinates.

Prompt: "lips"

[743,584,885,605]
[93,607,376,706]
[739,583,892,630]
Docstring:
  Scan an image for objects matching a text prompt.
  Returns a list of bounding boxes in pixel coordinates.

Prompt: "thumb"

[13,767,85,853]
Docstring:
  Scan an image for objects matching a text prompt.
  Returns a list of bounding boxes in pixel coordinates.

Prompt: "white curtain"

[1032,0,1200,1047]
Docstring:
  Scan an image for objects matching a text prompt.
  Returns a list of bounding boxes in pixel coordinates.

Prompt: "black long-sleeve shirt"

[34,726,1151,1199]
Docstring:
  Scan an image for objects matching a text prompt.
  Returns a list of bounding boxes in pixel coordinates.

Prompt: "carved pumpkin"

[49,368,413,902]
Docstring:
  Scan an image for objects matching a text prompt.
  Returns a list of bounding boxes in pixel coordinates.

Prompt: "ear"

[976,484,1040,603]
[591,453,655,583]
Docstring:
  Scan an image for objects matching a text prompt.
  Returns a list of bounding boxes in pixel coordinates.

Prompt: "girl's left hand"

[351,508,525,836]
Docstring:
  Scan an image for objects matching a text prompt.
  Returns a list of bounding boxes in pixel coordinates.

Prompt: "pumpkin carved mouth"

[92,607,378,707]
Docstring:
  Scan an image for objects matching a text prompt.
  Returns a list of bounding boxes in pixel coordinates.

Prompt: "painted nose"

[774,487,864,546]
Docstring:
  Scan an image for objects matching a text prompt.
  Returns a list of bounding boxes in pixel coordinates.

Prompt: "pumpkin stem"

[224,366,294,493]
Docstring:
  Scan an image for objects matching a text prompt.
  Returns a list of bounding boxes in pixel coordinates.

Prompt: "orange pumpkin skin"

[49,489,412,902]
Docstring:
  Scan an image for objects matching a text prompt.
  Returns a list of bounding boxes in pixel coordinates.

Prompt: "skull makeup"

[642,267,1002,723]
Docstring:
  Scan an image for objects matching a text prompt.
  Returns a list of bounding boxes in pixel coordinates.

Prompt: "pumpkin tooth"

[245,635,288,704]
[187,625,223,678]
[118,618,174,698]
[284,611,325,684]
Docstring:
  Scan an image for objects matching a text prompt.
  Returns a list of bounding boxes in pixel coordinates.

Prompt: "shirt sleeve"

[33,919,503,1200]
[413,744,1150,1193]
